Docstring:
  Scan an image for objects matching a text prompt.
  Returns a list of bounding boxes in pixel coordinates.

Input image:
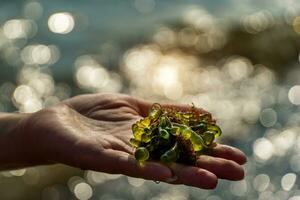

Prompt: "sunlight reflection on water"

[0,1,300,200]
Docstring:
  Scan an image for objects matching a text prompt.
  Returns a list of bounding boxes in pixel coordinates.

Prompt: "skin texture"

[0,93,247,189]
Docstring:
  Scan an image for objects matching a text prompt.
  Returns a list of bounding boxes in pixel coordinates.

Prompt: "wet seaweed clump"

[130,103,222,165]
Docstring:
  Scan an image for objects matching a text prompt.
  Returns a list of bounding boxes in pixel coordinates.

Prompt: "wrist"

[0,112,32,170]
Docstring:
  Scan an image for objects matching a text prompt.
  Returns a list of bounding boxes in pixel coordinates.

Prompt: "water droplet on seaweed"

[154,181,160,184]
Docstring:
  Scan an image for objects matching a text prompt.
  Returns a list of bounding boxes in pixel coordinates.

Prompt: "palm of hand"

[21,93,246,189]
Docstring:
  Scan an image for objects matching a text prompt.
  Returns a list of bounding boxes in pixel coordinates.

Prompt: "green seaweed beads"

[130,103,222,165]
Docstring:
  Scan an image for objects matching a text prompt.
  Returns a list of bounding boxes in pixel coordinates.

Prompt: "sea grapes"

[130,103,222,165]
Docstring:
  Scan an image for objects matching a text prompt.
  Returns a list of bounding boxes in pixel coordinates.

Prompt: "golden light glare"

[122,40,279,138]
[151,63,184,100]
[153,27,176,47]
[1,4,299,198]
[28,75,55,98]
[12,84,43,113]
[293,16,300,34]
[242,11,274,34]
[225,58,253,81]
[183,6,213,31]
[21,98,43,113]
[163,83,183,100]
[155,65,178,87]
[11,66,61,112]
[48,12,75,34]
[17,67,55,97]
[13,85,35,104]
[123,45,160,73]
[74,55,123,92]
[75,65,109,90]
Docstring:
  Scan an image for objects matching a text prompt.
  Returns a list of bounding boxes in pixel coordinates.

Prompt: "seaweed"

[130,103,222,165]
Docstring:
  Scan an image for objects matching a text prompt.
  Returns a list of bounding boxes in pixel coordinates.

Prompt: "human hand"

[11,93,246,189]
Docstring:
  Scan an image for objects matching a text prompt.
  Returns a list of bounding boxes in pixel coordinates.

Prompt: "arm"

[0,113,29,169]
[0,94,246,189]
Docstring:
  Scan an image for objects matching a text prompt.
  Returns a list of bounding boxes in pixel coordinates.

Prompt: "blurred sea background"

[1,0,300,199]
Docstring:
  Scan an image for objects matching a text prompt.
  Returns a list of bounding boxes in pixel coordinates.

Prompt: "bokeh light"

[253,174,270,192]
[230,180,248,196]
[288,85,300,105]
[281,173,297,191]
[48,12,75,34]
[74,55,122,93]
[253,138,274,162]
[242,11,274,34]
[74,182,93,200]
[1,1,300,199]
[260,108,277,127]
[3,19,37,39]
[23,2,43,20]
[292,16,300,34]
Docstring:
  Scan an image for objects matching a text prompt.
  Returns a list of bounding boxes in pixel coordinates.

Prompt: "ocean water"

[0,1,300,199]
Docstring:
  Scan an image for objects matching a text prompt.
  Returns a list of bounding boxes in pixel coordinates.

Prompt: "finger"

[212,144,247,165]
[168,163,218,189]
[98,150,173,182]
[196,155,245,181]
